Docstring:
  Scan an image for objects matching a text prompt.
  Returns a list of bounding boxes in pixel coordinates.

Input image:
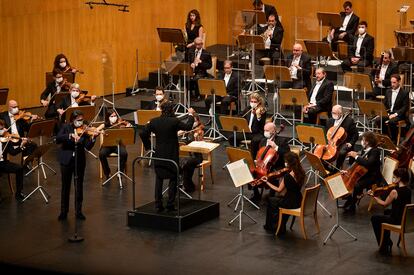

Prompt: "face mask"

[60,62,67,68]
[10,107,19,115]
[71,91,80,98]
[332,114,340,120]
[109,116,118,124]
[264,131,272,139]
[155,95,164,102]
[73,120,83,128]
[358,28,366,35]
[193,122,198,128]
[284,162,288,167]
[0,129,4,135]
[250,102,258,109]
[56,77,63,83]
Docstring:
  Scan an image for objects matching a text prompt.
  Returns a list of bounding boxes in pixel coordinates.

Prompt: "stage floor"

[0,94,413,274]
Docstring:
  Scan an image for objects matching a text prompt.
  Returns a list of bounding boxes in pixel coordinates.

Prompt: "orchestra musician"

[53,53,83,75]
[327,1,359,51]
[188,37,212,100]
[204,60,239,119]
[41,70,71,120]
[99,110,132,181]
[343,132,385,214]
[184,9,205,50]
[0,119,28,202]
[228,92,266,152]
[250,122,290,202]
[262,152,305,234]
[341,21,375,72]
[282,43,312,91]
[369,168,412,255]
[257,14,284,64]
[140,102,195,212]
[57,83,97,121]
[56,110,98,221]
[303,67,334,124]
[145,86,169,111]
[370,50,399,98]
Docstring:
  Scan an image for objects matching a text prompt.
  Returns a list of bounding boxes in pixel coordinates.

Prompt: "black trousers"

[375,116,403,142]
[304,106,324,125]
[335,144,353,169]
[155,176,177,208]
[205,95,237,115]
[181,153,203,191]
[60,160,85,214]
[371,214,395,249]
[99,146,128,177]
[264,196,291,233]
[0,160,23,195]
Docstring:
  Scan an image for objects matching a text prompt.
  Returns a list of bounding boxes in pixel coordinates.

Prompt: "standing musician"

[252,0,281,24]
[0,119,27,202]
[250,122,290,202]
[325,105,359,169]
[53,53,83,75]
[262,152,305,234]
[228,92,266,152]
[370,50,399,98]
[56,110,98,221]
[188,37,212,100]
[140,102,195,212]
[184,9,205,50]
[257,14,284,64]
[57,83,97,121]
[343,132,384,214]
[145,86,169,111]
[41,70,71,120]
[303,67,334,124]
[99,110,132,181]
[369,168,412,255]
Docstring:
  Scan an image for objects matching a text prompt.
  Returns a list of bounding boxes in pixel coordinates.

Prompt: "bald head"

[292,43,303,57]
[332,105,343,120]
[8,100,19,114]
[194,37,203,50]
[264,122,276,133]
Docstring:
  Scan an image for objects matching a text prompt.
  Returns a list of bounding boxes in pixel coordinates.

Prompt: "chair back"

[301,184,320,216]
[402,204,414,233]
[382,156,399,185]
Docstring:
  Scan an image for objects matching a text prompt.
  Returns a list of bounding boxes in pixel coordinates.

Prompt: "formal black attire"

[305,78,334,124]
[282,53,312,91]
[205,71,239,114]
[380,87,409,141]
[342,33,375,71]
[188,48,212,98]
[56,123,96,215]
[141,114,194,209]
[0,141,24,198]
[330,12,359,50]
[264,173,303,233]
[40,81,69,119]
[370,62,399,97]
[371,186,411,252]
[186,24,202,46]
[325,115,359,169]
[257,23,284,63]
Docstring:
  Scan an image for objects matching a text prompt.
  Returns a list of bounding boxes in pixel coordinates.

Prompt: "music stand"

[264,66,292,124]
[357,100,387,132]
[22,143,54,203]
[375,133,397,163]
[279,89,309,146]
[0,88,9,105]
[344,73,373,127]
[45,72,74,87]
[219,116,251,148]
[25,119,56,179]
[304,40,333,64]
[241,9,266,32]
[316,12,342,40]
[101,128,135,189]
[198,79,228,141]
[165,62,193,113]
[136,110,161,166]
[323,173,357,244]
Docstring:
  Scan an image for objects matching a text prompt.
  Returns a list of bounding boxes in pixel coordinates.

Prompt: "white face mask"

[56,77,63,83]
[60,62,67,68]
[10,107,19,115]
[284,162,288,168]
[332,114,340,120]
[264,131,272,139]
[71,91,80,98]
[109,116,118,124]
[358,27,366,35]
[250,102,258,109]
[73,120,83,128]
[155,95,164,102]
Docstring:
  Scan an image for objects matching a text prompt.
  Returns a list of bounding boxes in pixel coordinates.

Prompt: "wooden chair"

[380,204,414,256]
[368,156,399,211]
[337,40,348,60]
[276,184,321,240]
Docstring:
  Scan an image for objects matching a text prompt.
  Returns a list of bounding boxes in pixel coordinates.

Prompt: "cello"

[391,127,414,168]
[314,112,350,162]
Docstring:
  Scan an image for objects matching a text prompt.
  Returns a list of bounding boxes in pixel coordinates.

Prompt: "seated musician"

[41,70,71,120]
[326,105,359,169]
[262,152,305,234]
[341,21,374,72]
[343,132,384,214]
[257,14,284,64]
[145,86,169,111]
[99,110,132,181]
[250,122,290,202]
[204,60,239,118]
[370,50,399,98]
[57,83,97,120]
[0,100,38,158]
[282,43,312,91]
[369,168,412,255]
[303,67,334,124]
[53,53,83,75]
[188,37,212,101]
[179,113,204,193]
[0,119,28,202]
[228,92,266,151]
[375,74,409,142]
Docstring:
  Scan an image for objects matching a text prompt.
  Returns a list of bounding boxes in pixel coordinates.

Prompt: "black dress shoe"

[76,212,86,220]
[58,213,67,221]
[15,193,26,203]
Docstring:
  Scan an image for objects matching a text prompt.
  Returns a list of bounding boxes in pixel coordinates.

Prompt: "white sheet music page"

[326,174,349,199]
[226,159,254,188]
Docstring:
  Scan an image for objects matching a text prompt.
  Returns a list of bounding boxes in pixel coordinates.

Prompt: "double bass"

[314,112,350,162]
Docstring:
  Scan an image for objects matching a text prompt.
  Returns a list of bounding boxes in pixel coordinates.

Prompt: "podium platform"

[127,198,219,232]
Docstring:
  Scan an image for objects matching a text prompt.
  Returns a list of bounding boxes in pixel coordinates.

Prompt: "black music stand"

[0,88,9,105]
[22,143,54,203]
[316,12,342,40]
[25,119,56,179]
[101,128,135,189]
[375,133,397,163]
[357,100,387,133]
[304,40,333,65]
[165,62,193,113]
[198,79,228,141]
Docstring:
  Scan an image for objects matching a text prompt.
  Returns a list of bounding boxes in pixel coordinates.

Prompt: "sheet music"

[187,141,218,151]
[226,159,254,188]
[326,174,349,199]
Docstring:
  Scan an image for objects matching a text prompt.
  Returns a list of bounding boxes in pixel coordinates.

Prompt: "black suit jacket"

[384,88,409,118]
[240,107,266,135]
[355,147,382,183]
[56,123,96,166]
[0,140,23,160]
[141,115,194,179]
[0,111,30,137]
[370,62,399,88]
[258,135,290,170]
[348,33,375,65]
[187,48,212,77]
[285,53,312,85]
[264,4,284,31]
[308,78,334,113]
[258,24,283,49]
[218,72,239,98]
[338,12,360,38]
[145,99,169,111]
[326,115,359,146]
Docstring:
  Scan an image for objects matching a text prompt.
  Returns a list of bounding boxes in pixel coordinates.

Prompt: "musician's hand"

[295,64,302,70]
[57,109,65,115]
[188,107,195,115]
[31,114,38,121]
[21,138,28,147]
[194,57,201,65]
[71,68,78,73]
[351,57,360,64]
[190,63,196,69]
[177,130,184,136]
[374,77,381,84]
[367,189,374,197]
[91,95,97,102]
[346,143,352,148]
[70,134,80,143]
[267,140,277,149]
[260,176,268,183]
[340,170,348,175]
[389,114,397,120]
[347,151,358,158]
[338,32,346,39]
[41,99,49,107]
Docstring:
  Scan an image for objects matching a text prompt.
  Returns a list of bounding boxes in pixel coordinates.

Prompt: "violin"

[391,127,414,168]
[14,111,42,122]
[75,124,105,137]
[75,91,93,104]
[0,130,31,144]
[314,112,350,162]
[108,118,131,129]
[251,167,290,186]
[370,183,397,197]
